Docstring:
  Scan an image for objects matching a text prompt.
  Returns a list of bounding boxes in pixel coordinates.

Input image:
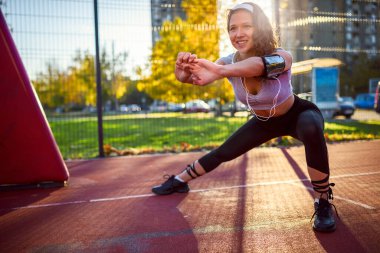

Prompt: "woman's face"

[228,10,255,55]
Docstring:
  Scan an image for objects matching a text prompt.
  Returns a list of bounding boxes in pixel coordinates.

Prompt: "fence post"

[274,0,280,43]
[94,0,104,157]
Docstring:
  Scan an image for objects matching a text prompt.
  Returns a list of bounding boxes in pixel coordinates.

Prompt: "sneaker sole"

[313,224,336,233]
[151,187,190,195]
[176,188,190,193]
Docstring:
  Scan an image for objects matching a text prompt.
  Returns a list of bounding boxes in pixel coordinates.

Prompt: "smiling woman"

[227,2,276,57]
[152,1,339,234]
[219,0,273,53]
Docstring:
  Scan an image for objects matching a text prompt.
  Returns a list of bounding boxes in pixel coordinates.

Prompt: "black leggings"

[198,95,329,174]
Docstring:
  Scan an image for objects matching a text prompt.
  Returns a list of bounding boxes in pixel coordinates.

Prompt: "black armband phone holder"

[261,54,285,78]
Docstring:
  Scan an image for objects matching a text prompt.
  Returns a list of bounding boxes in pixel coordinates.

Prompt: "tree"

[101,43,130,110]
[33,47,131,111]
[137,0,234,108]
[33,61,67,110]
[60,50,100,109]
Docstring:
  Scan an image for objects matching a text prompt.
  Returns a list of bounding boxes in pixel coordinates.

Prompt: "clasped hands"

[175,52,222,86]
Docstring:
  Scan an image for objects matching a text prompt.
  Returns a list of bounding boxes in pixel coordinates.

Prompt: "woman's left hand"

[188,59,223,86]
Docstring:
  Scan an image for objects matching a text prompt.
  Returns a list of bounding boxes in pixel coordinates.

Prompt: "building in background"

[151,0,186,46]
[276,0,380,93]
[344,0,379,62]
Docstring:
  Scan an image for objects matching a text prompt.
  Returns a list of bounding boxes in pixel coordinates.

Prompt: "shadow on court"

[281,148,368,253]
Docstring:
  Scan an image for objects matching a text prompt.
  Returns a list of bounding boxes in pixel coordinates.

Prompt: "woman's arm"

[175,52,227,84]
[276,49,292,71]
[186,58,226,86]
[190,50,292,85]
[215,58,227,66]
[189,59,224,86]
[219,50,292,78]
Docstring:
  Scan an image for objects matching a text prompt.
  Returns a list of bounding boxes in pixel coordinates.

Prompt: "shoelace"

[161,174,176,188]
[310,184,340,222]
[310,201,339,222]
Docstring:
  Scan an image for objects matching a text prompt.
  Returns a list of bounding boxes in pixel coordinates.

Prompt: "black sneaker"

[152,175,190,195]
[312,198,337,232]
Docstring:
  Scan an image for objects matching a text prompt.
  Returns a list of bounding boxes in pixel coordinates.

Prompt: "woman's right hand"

[175,52,197,83]
[189,59,223,86]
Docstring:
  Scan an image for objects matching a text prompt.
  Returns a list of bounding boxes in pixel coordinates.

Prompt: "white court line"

[13,200,87,209]
[330,171,380,179]
[7,171,380,211]
[286,182,376,210]
[90,193,154,202]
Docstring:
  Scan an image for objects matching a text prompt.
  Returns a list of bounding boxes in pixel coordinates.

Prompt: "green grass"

[48,113,380,159]
[324,120,380,142]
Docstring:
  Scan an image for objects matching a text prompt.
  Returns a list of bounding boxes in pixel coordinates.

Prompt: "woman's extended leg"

[152,117,279,194]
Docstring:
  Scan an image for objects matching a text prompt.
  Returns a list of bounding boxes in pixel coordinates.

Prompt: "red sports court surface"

[1,140,379,252]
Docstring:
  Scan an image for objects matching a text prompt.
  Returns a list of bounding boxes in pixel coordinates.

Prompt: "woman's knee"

[199,148,235,173]
[211,147,236,164]
[296,110,324,141]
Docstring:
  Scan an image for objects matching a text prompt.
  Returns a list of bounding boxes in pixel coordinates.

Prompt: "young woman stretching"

[152,2,337,233]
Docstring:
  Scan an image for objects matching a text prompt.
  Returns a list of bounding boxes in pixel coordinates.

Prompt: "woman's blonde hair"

[227,2,278,56]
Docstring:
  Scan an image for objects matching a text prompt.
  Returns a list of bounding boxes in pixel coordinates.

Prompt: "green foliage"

[101,48,130,109]
[32,48,131,111]
[68,50,97,106]
[33,61,67,109]
[137,0,234,104]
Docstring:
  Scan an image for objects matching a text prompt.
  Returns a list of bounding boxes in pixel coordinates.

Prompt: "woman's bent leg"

[294,110,331,196]
[293,109,337,232]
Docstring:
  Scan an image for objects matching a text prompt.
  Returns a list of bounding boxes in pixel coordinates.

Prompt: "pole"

[274,0,280,44]
[94,0,104,157]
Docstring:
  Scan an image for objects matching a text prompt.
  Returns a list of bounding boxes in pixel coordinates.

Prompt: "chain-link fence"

[1,0,248,159]
[1,0,379,159]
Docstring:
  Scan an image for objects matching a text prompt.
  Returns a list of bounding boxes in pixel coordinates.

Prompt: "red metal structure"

[0,10,69,185]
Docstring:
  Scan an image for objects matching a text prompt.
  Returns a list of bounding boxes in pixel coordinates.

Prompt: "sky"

[2,0,152,79]
[1,0,273,80]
